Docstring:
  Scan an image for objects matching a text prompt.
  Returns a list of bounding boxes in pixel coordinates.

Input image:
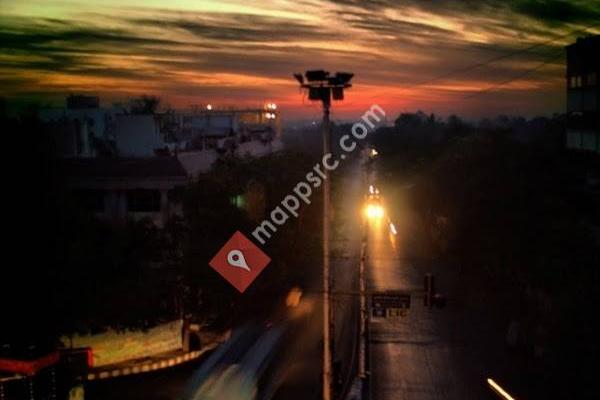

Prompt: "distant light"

[375,188,380,195]
[369,185,374,194]
[370,148,378,157]
[487,378,516,400]
[230,194,244,209]
[365,204,384,219]
[286,287,303,308]
[271,103,277,110]
[206,104,212,111]
[389,223,397,235]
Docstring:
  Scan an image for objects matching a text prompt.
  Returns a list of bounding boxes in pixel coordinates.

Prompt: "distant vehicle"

[367,184,380,200]
[365,196,384,219]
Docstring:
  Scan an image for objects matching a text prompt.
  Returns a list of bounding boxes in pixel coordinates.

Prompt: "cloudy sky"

[1,0,599,119]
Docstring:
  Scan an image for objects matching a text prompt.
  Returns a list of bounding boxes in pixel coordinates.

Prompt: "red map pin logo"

[209,231,271,293]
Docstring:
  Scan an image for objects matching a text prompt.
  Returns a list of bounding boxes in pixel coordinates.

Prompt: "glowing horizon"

[1,0,599,120]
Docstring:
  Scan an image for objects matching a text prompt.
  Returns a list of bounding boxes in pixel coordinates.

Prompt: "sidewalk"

[83,331,230,381]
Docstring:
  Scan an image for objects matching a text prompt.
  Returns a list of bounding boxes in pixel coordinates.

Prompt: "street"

[365,179,501,400]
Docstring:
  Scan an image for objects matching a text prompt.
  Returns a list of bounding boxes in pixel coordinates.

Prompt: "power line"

[406,23,598,89]
[462,48,566,99]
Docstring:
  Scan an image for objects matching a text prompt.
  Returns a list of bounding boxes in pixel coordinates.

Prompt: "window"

[587,72,597,86]
[127,189,161,212]
[570,76,583,88]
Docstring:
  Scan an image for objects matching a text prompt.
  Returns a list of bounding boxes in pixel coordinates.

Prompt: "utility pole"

[294,70,353,400]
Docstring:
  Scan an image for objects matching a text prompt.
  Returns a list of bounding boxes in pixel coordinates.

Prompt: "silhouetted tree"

[129,95,160,114]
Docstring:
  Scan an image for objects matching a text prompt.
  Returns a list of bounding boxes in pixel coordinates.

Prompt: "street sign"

[386,308,407,318]
[371,292,410,318]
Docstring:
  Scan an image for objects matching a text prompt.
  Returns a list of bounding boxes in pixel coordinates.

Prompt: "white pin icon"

[227,249,251,271]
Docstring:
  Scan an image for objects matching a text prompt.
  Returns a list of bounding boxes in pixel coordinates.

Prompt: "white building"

[41,97,283,176]
[40,95,117,158]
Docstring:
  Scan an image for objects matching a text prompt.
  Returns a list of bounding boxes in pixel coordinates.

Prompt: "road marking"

[487,378,516,400]
[80,342,223,381]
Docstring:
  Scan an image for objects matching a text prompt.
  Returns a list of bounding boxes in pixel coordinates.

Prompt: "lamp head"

[305,70,329,82]
[293,73,304,85]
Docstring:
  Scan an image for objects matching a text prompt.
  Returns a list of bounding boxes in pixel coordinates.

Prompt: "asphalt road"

[275,160,364,400]
[365,191,499,400]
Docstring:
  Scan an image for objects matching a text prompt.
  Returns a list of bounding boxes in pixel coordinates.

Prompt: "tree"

[129,95,160,114]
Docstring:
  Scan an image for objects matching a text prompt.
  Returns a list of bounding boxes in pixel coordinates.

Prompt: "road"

[365,186,499,400]
[275,159,364,400]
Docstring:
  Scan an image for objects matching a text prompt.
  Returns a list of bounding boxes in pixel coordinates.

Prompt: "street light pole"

[293,70,353,400]
[322,97,332,400]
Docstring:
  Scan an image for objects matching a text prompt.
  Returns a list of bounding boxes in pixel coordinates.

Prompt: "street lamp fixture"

[293,73,304,85]
[294,70,353,106]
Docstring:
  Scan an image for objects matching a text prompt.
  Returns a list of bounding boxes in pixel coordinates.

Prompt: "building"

[41,98,283,174]
[114,114,167,157]
[59,157,188,227]
[166,105,281,150]
[40,95,117,158]
[565,35,599,154]
[170,105,283,177]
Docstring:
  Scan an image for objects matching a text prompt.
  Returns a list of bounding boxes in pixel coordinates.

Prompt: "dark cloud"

[0,17,183,76]
[0,23,206,108]
[339,10,454,39]
[131,13,329,42]
[509,0,600,25]
[329,0,600,30]
[0,18,178,49]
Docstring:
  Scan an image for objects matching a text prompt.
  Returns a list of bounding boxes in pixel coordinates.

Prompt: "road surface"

[365,190,500,400]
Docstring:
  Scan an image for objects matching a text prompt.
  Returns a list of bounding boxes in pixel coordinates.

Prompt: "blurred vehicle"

[367,184,380,200]
[186,322,288,400]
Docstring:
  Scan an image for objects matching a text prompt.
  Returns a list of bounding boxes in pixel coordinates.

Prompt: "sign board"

[371,292,410,318]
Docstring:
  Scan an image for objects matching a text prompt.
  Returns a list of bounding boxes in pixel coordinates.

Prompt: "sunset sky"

[1,0,599,120]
